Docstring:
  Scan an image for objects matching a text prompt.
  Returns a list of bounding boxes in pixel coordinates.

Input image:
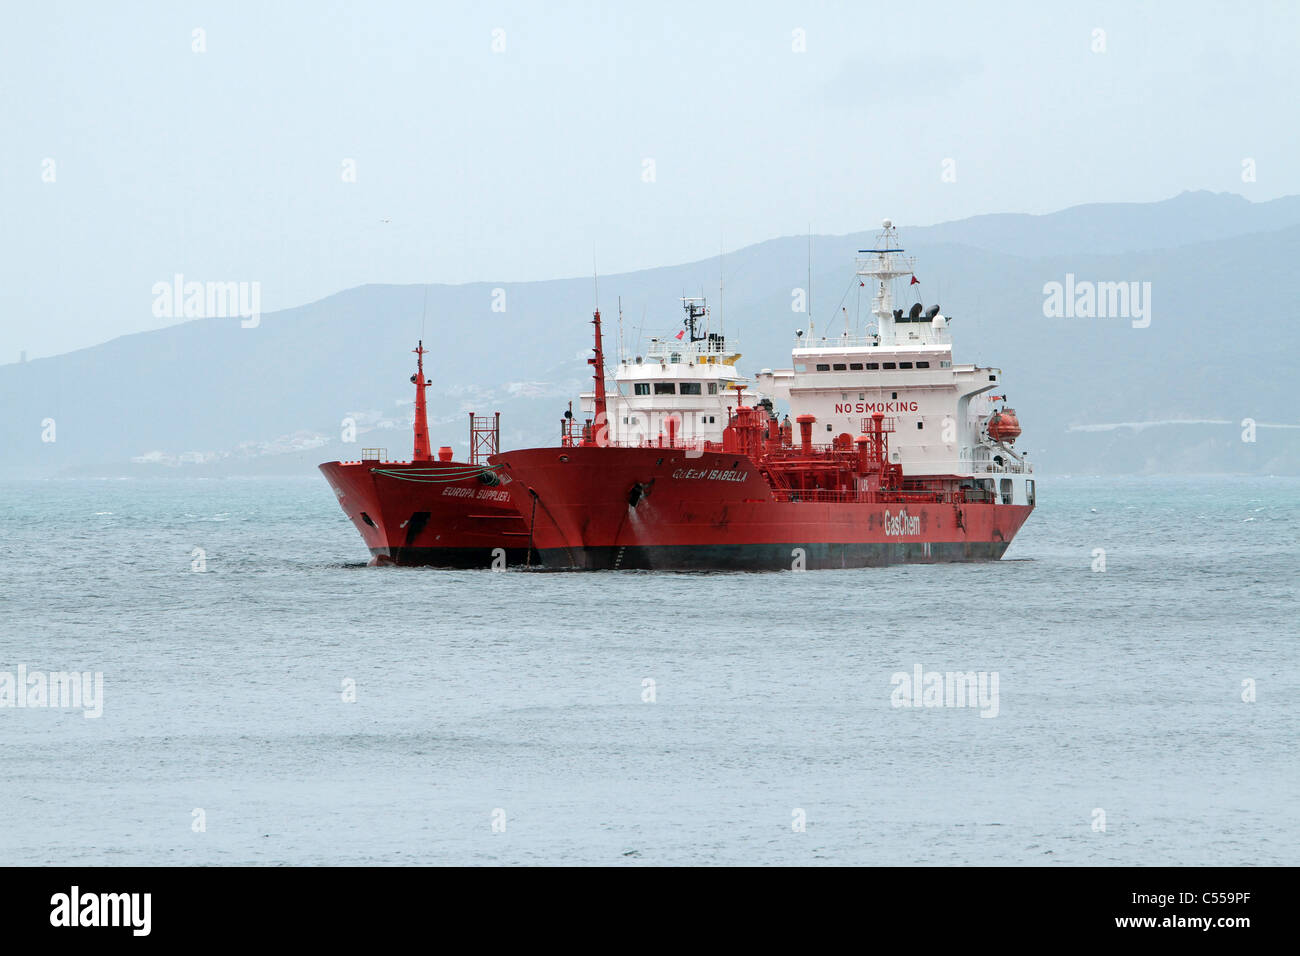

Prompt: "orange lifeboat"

[987,408,1021,444]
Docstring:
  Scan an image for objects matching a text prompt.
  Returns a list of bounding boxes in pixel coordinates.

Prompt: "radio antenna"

[420,283,429,340]
[807,225,813,325]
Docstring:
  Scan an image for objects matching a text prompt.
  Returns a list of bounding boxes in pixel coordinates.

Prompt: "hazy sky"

[3,0,1296,359]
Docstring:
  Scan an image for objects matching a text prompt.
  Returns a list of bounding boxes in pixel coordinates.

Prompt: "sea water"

[0,475,1295,865]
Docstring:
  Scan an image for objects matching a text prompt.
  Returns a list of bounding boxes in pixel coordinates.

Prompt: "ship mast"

[411,340,432,462]
[856,219,915,346]
[680,297,708,343]
[586,308,608,446]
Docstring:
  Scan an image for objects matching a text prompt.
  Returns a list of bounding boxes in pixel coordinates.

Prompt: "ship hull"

[318,459,532,567]
[491,446,1032,571]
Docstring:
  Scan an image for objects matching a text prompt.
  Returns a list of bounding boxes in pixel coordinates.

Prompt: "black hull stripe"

[370,547,533,569]
[370,541,1012,571]
[533,540,1012,571]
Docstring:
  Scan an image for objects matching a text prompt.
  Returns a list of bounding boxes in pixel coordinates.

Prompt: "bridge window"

[680,382,702,395]
[833,363,847,371]
[850,363,864,370]
[883,362,896,370]
[899,362,913,369]
[917,421,924,429]
[865,363,879,370]
[989,374,997,381]
[708,383,718,394]
[815,363,831,371]
[654,383,676,395]
[916,361,930,369]
[633,383,650,395]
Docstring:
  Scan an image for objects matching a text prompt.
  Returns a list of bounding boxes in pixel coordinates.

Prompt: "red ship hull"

[491,446,1032,571]
[319,459,531,567]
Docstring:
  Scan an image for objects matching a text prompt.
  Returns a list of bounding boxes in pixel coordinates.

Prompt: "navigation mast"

[856,219,916,346]
[410,340,432,462]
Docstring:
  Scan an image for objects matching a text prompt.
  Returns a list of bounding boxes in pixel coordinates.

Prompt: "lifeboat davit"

[987,407,1021,444]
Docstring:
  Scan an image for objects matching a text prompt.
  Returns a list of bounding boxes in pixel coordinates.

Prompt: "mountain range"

[5,190,1298,477]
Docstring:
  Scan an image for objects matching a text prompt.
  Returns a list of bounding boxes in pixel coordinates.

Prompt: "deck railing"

[768,487,977,505]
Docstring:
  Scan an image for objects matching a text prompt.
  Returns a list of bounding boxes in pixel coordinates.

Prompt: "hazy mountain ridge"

[4,191,1299,477]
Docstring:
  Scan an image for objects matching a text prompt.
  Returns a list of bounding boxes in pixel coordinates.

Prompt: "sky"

[2,0,1297,360]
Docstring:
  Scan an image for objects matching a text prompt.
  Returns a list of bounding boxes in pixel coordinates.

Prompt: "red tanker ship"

[492,221,1036,571]
[318,342,529,567]
[320,295,762,567]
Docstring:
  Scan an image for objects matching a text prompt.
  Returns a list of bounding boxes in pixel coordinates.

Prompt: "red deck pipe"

[796,414,816,456]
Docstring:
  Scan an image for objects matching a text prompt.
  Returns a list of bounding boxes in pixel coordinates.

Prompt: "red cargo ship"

[320,295,760,568]
[492,221,1036,570]
[318,343,529,567]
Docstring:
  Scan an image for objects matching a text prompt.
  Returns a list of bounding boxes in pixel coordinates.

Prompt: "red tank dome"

[987,408,1021,444]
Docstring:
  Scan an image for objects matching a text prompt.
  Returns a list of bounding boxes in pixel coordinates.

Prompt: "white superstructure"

[755,220,1034,505]
[579,298,754,445]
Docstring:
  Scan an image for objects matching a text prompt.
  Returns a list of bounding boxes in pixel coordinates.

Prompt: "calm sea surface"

[1,475,1295,865]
